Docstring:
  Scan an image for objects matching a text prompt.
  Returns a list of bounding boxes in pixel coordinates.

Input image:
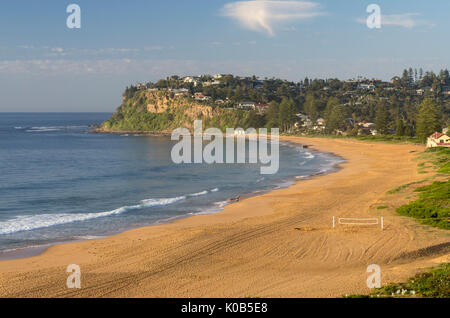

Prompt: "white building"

[237,101,256,110]
[427,132,450,148]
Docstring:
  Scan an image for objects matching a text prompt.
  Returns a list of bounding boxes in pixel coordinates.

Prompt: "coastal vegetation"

[388,147,449,230]
[100,70,449,141]
[348,263,450,298]
[396,180,449,230]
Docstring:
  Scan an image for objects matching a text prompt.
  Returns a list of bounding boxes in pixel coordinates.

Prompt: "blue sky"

[0,0,449,112]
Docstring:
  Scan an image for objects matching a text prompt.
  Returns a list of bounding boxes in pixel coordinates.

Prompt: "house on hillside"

[255,103,269,114]
[358,84,375,90]
[427,132,450,148]
[237,101,256,110]
[194,93,211,101]
[183,76,199,87]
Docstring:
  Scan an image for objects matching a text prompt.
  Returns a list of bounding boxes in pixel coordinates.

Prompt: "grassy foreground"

[348,147,449,298]
[394,147,449,230]
[348,263,449,298]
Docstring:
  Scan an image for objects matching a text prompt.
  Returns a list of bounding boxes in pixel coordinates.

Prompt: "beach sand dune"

[0,137,449,298]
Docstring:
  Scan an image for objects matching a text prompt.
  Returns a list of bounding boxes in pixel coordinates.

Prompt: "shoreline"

[0,136,448,298]
[0,141,344,261]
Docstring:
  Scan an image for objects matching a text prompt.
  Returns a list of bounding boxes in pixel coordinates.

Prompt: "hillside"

[99,90,264,133]
[99,71,449,137]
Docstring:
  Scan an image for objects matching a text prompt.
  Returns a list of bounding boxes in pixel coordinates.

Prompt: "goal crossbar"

[333,216,384,229]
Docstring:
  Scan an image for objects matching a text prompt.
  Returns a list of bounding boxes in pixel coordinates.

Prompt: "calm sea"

[0,113,343,253]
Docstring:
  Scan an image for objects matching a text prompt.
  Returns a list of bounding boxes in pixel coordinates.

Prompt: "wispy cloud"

[221,0,325,36]
[14,45,169,58]
[357,13,435,28]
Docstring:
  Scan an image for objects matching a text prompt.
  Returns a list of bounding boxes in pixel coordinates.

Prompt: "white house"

[237,101,256,110]
[358,84,375,90]
[427,132,450,148]
[183,76,199,87]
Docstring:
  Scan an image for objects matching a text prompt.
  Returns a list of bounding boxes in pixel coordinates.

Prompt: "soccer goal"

[333,216,384,230]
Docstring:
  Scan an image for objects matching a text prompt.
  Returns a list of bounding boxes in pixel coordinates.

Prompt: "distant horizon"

[1,0,449,112]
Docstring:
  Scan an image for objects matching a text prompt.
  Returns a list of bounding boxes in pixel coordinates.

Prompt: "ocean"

[0,113,344,255]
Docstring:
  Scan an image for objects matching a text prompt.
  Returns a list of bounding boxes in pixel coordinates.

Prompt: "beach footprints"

[66,264,81,289]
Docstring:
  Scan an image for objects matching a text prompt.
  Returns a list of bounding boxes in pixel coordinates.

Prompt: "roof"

[430,132,447,139]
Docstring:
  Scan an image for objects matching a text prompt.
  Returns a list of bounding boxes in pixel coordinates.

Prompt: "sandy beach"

[0,137,448,298]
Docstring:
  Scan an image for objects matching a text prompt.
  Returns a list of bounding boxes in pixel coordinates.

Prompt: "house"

[427,132,450,148]
[296,113,309,121]
[203,80,221,86]
[194,93,211,101]
[183,76,199,87]
[172,88,189,96]
[416,89,425,96]
[255,103,269,114]
[136,83,147,90]
[358,84,375,90]
[358,121,376,129]
[316,118,326,126]
[442,86,450,95]
[237,101,256,110]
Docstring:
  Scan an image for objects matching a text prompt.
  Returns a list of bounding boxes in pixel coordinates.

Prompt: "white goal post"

[333,216,384,230]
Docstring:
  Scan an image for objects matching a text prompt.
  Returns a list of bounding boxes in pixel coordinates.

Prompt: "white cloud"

[221,0,324,36]
[357,13,434,28]
[382,13,429,28]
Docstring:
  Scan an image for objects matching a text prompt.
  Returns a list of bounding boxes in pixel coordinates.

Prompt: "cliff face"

[100,90,256,132]
[145,91,216,123]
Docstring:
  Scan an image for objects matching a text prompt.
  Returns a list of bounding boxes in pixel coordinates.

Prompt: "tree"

[375,103,390,135]
[416,98,441,142]
[324,97,339,133]
[265,101,279,128]
[278,98,296,132]
[324,98,345,134]
[304,94,318,122]
[395,118,405,136]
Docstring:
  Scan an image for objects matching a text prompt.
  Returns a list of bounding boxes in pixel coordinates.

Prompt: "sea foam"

[0,195,187,235]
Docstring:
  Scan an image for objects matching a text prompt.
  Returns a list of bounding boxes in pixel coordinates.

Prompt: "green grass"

[422,147,450,174]
[289,133,421,144]
[345,263,450,298]
[371,263,450,298]
[387,179,429,194]
[377,205,388,210]
[396,180,450,230]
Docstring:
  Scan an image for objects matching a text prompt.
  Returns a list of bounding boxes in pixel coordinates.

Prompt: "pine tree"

[279,98,295,132]
[265,101,279,128]
[324,98,344,134]
[416,98,442,142]
[304,94,318,122]
[375,103,390,135]
[395,118,405,136]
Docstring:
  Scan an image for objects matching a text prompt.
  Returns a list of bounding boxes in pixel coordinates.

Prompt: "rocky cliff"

[100,90,260,133]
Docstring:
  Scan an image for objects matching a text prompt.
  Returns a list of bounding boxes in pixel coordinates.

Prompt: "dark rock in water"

[228,196,241,203]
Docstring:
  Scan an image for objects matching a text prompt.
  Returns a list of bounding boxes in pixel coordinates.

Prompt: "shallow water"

[0,113,344,252]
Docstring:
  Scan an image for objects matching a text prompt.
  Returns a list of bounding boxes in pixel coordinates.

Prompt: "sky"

[0,0,449,112]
